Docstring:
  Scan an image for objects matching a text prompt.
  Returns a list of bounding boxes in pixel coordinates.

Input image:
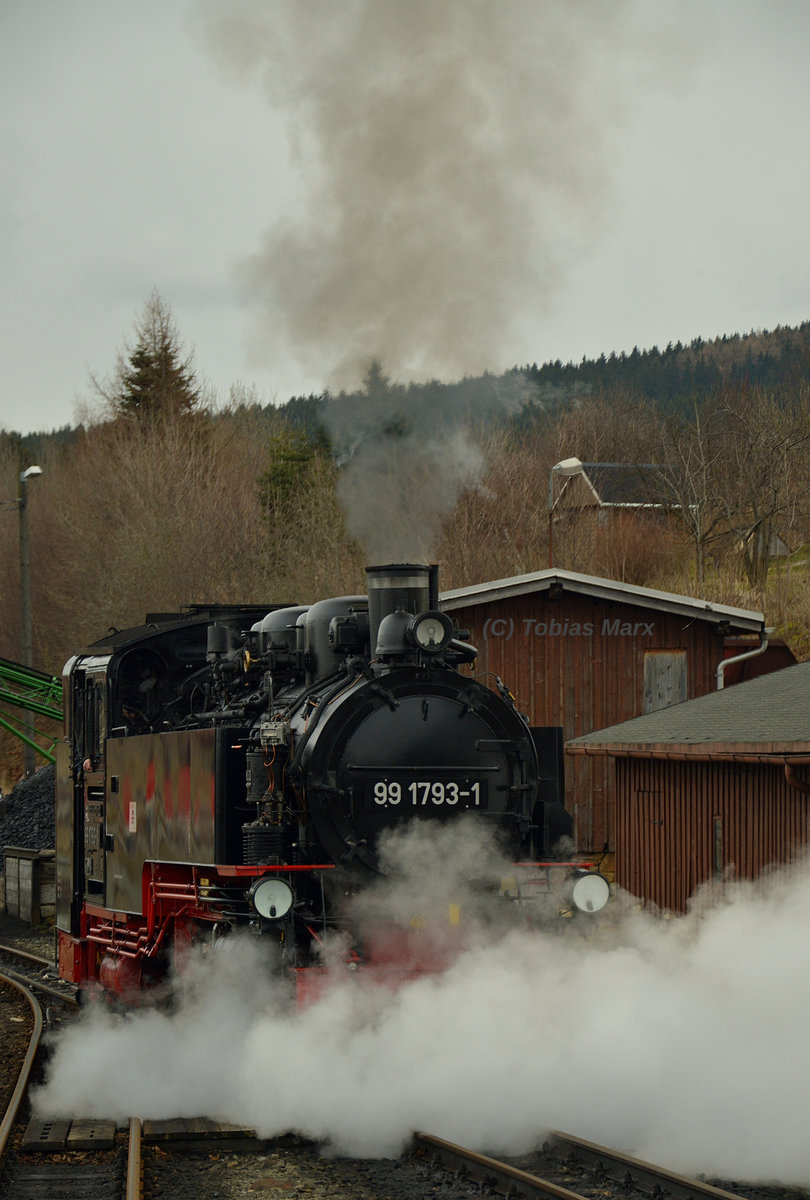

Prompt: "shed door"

[643,649,687,713]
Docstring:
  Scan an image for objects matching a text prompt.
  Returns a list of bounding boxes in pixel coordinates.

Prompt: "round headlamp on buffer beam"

[248,876,295,921]
[570,870,610,914]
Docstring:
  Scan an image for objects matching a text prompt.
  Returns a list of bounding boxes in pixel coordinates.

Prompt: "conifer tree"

[103,290,202,422]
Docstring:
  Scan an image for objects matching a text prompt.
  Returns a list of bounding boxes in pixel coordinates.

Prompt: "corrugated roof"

[567,661,810,755]
[441,568,765,634]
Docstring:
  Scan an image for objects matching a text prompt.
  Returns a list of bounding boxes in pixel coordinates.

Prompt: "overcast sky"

[1,1,809,436]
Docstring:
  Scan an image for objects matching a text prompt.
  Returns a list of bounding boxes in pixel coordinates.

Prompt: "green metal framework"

[0,657,63,764]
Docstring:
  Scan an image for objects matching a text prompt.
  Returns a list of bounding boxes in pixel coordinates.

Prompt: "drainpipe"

[785,761,810,795]
[716,628,770,690]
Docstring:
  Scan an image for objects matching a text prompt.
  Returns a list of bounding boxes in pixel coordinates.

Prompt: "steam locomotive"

[55,564,608,1003]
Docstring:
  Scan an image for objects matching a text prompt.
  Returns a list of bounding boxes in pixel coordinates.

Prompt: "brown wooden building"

[567,663,810,911]
[441,569,766,855]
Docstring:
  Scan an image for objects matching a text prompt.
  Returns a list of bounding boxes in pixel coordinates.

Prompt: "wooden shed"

[567,662,810,911]
[441,569,766,856]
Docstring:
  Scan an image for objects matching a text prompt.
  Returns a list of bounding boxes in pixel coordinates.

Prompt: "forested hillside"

[273,322,810,436]
[520,322,810,416]
[2,301,809,781]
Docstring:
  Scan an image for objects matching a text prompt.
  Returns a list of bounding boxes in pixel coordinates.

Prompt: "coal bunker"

[0,764,56,853]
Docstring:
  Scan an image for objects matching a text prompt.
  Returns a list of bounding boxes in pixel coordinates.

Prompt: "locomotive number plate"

[371,779,486,807]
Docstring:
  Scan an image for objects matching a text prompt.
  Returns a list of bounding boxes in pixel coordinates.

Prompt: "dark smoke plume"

[196,2,679,558]
[320,364,494,561]
[197,0,649,392]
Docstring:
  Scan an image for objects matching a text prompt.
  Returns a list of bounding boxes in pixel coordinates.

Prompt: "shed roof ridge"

[441,567,764,629]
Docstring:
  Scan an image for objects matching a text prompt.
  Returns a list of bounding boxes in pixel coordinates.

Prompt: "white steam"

[35,824,810,1183]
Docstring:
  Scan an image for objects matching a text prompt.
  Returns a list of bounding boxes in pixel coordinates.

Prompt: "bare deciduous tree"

[553,389,661,465]
[654,402,729,593]
[712,383,810,593]
[437,427,554,586]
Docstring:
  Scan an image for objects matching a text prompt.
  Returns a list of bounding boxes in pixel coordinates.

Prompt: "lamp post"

[19,464,42,775]
[547,457,583,569]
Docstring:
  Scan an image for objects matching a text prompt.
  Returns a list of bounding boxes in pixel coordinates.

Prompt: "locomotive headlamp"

[410,610,454,653]
[571,871,610,915]
[249,877,294,921]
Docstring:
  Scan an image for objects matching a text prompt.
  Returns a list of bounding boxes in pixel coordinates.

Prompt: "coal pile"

[0,764,55,852]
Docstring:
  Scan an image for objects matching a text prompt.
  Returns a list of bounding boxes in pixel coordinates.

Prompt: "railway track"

[0,939,78,1011]
[139,1127,798,1200]
[0,969,141,1199]
[0,969,41,1165]
[1,1045,796,1200]
[413,1131,789,1200]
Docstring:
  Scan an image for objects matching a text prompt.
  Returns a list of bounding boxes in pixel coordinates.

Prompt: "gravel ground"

[146,1137,482,1200]
[146,1137,810,1200]
[0,978,34,1122]
[0,910,56,959]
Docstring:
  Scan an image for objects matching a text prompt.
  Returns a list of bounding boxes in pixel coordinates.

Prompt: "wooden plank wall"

[1,848,55,925]
[615,758,810,911]
[447,590,725,852]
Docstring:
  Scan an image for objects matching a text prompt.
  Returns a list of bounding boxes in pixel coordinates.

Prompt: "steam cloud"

[318,369,539,561]
[335,423,484,561]
[196,0,662,392]
[35,821,810,1183]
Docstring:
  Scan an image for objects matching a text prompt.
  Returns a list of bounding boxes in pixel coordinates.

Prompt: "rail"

[543,1130,746,1200]
[127,1118,143,1200]
[0,970,43,1163]
[0,941,79,1008]
[414,1132,583,1200]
